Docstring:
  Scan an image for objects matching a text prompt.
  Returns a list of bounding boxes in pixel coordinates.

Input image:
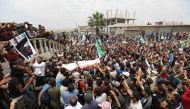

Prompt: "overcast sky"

[0,0,189,29]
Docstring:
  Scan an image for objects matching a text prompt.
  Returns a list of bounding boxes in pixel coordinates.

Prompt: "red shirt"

[4,51,21,62]
[160,73,169,79]
[182,88,190,109]
[78,80,85,90]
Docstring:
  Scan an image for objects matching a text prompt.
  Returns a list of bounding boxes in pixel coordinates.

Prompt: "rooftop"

[108,23,136,27]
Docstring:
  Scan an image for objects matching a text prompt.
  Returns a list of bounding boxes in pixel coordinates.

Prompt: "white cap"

[110,71,117,78]
[122,71,130,77]
[72,72,80,79]
[112,80,120,87]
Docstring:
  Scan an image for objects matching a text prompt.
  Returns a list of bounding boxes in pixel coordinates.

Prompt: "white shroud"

[62,59,100,71]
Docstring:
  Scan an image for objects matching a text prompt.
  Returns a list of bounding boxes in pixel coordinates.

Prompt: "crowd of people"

[0,22,46,41]
[147,32,189,42]
[0,22,70,48]
[0,31,190,109]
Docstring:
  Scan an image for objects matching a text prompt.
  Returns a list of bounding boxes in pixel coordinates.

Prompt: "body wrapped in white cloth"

[62,58,100,71]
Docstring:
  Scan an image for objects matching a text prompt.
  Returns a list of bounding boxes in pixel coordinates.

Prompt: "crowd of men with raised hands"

[0,27,190,109]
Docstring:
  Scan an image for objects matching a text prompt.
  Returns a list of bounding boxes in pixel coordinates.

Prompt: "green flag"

[95,39,105,58]
[180,41,185,48]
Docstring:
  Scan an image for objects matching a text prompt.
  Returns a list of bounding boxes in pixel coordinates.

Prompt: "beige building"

[104,10,190,36]
[106,20,190,36]
[77,26,95,34]
[105,10,136,35]
[125,24,190,36]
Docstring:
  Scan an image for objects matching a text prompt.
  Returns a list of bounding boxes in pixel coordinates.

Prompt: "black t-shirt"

[150,94,160,109]
[0,89,5,100]
[8,77,23,98]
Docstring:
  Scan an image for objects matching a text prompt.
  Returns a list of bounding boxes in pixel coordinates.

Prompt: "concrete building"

[105,9,136,34]
[125,24,190,36]
[104,10,190,36]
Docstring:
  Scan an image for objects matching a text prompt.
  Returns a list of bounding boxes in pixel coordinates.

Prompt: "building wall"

[124,30,140,36]
[78,26,95,34]
[127,25,190,32]
[125,25,190,36]
[110,27,127,34]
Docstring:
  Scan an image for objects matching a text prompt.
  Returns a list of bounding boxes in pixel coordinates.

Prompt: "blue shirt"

[61,89,79,107]
[41,84,51,93]
[116,69,123,74]
[169,53,174,65]
[81,100,98,109]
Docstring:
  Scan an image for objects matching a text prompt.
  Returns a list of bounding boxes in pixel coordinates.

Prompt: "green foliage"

[88,11,106,34]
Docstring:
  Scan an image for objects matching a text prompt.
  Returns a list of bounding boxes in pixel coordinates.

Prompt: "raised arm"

[135,71,145,91]
[183,70,188,80]
[120,76,133,97]
[110,90,121,108]
[95,64,105,76]
[0,76,11,89]
[15,76,34,94]
[0,42,9,56]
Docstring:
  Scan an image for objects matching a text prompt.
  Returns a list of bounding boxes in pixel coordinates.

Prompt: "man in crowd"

[48,78,60,109]
[0,43,22,68]
[61,83,79,108]
[8,64,35,109]
[65,96,82,109]
[81,94,98,109]
[32,56,46,88]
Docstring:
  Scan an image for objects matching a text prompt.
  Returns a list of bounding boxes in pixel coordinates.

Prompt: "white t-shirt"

[95,93,107,106]
[60,86,68,104]
[56,72,65,82]
[65,102,82,109]
[33,62,46,76]
[129,100,143,109]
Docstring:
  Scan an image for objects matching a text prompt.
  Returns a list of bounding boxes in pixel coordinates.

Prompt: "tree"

[88,11,106,35]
